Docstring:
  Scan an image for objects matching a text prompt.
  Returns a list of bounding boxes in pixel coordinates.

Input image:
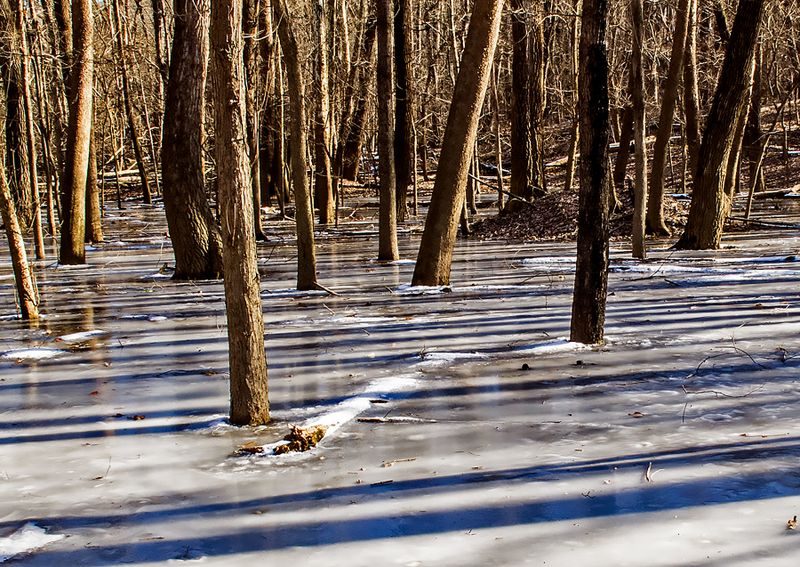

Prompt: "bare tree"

[570,0,611,345]
[0,167,38,319]
[412,0,504,286]
[376,0,398,261]
[162,0,224,279]
[211,0,270,425]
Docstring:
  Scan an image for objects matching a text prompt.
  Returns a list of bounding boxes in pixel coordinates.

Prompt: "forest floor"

[1,189,800,566]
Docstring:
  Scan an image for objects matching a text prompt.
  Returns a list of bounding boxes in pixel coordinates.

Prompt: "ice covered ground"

[1,203,799,566]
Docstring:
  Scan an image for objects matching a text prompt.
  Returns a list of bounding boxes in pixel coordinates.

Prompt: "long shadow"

[17,463,800,564]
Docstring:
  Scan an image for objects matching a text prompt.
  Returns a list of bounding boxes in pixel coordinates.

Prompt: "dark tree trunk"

[162,0,224,279]
[570,0,611,345]
[393,0,413,221]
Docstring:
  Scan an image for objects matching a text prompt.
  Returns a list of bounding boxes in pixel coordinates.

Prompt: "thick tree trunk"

[273,0,319,290]
[646,0,691,236]
[412,0,504,286]
[59,0,93,265]
[675,0,766,250]
[508,0,534,208]
[162,0,224,279]
[570,0,611,345]
[376,0,399,261]
[0,168,39,320]
[211,0,270,426]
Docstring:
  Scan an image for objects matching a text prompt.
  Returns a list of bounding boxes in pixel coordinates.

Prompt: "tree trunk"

[675,0,766,250]
[162,0,224,279]
[0,167,39,320]
[630,0,647,259]
[84,132,103,243]
[244,0,268,240]
[570,0,611,345]
[211,0,270,426]
[612,105,633,189]
[394,0,414,221]
[683,0,700,176]
[564,0,582,192]
[0,61,33,231]
[59,0,93,265]
[412,0,504,286]
[646,0,691,236]
[273,0,319,290]
[112,0,152,205]
[313,0,335,225]
[508,0,534,208]
[376,0,399,261]
[744,45,765,194]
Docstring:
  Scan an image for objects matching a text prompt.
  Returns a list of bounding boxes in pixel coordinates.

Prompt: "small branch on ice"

[645,462,653,483]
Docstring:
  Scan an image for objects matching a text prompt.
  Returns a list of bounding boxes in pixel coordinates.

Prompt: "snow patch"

[512,338,588,356]
[0,523,64,562]
[416,351,490,368]
[262,288,329,298]
[57,329,107,343]
[1,348,65,361]
[394,284,451,295]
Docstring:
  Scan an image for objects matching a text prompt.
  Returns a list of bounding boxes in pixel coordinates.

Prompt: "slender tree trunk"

[376,0,399,261]
[412,0,504,286]
[0,168,39,320]
[59,0,93,265]
[84,131,103,243]
[211,0,270,426]
[313,0,335,225]
[683,0,700,176]
[112,0,152,204]
[244,0,267,240]
[646,0,691,236]
[508,0,534,208]
[564,0,582,192]
[13,0,45,257]
[630,0,647,259]
[273,0,319,290]
[394,0,413,221]
[162,0,223,279]
[675,0,766,250]
[570,0,611,345]
[612,105,633,189]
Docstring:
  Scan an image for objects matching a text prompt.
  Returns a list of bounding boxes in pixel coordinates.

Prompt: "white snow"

[0,523,64,562]
[57,329,107,343]
[1,348,65,361]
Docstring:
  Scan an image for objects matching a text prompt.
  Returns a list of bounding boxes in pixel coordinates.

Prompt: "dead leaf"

[235,441,265,456]
[129,415,146,421]
[273,425,327,455]
[628,411,646,418]
[788,516,797,530]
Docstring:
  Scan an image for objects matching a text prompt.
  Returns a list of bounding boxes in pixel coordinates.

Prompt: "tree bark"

[244,0,268,239]
[646,0,691,236]
[313,0,335,225]
[0,167,39,320]
[376,0,399,261]
[683,0,700,176]
[211,0,270,426]
[570,0,611,345]
[675,0,766,250]
[59,0,93,265]
[273,0,319,290]
[412,0,504,286]
[508,0,534,208]
[162,0,224,279]
[630,0,647,259]
[393,0,414,221]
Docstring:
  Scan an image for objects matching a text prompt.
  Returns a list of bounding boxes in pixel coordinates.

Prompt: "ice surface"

[57,330,107,343]
[1,205,800,566]
[1,348,65,361]
[0,523,64,562]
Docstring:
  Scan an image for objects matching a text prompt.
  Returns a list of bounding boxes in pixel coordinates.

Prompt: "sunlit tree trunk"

[313,0,335,225]
[211,0,270,426]
[273,0,319,290]
[412,0,504,286]
[683,0,700,176]
[630,0,647,259]
[570,0,611,345]
[162,0,223,279]
[244,0,268,240]
[646,0,691,236]
[59,0,93,265]
[675,0,766,250]
[0,168,39,320]
[376,0,399,261]
[394,0,414,221]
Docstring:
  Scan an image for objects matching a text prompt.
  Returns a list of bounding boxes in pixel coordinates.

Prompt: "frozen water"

[0,523,64,562]
[1,203,799,565]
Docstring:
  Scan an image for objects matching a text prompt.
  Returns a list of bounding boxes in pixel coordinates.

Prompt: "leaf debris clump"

[273,425,327,455]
